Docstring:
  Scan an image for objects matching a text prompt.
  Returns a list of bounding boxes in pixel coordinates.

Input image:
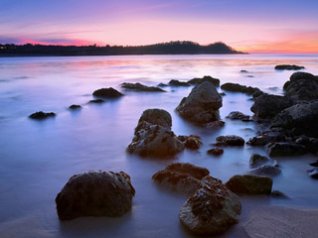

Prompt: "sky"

[0,0,317,53]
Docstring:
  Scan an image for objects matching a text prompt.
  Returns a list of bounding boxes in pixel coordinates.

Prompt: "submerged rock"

[275,64,305,70]
[271,101,318,137]
[187,75,220,87]
[251,94,294,119]
[226,174,273,195]
[122,82,165,92]
[249,154,274,168]
[55,171,135,220]
[206,120,225,129]
[249,165,281,177]
[207,148,224,156]
[178,135,201,150]
[29,111,56,120]
[127,109,184,157]
[226,111,252,121]
[152,163,209,195]
[221,83,262,96]
[308,168,318,179]
[176,81,222,125]
[92,87,123,98]
[179,176,241,235]
[215,135,245,146]
[168,79,190,87]
[88,99,105,104]
[68,104,82,110]
[283,72,318,101]
[267,142,306,157]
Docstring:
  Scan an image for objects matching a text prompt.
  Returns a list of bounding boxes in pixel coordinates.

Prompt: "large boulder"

[152,163,209,195]
[187,75,220,87]
[55,171,135,220]
[251,94,294,119]
[283,72,318,101]
[176,81,222,125]
[179,176,241,235]
[121,82,165,92]
[127,109,184,157]
[226,175,273,195]
[267,142,306,157]
[92,87,123,98]
[271,101,318,137]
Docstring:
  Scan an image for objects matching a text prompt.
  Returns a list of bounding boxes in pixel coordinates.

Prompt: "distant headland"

[0,41,244,56]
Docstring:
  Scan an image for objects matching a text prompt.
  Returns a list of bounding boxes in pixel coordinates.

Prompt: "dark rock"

[206,120,225,129]
[251,94,294,119]
[267,142,306,157]
[207,148,224,156]
[122,82,165,92]
[158,83,168,87]
[55,171,135,220]
[127,109,184,157]
[221,83,262,96]
[92,87,123,98]
[271,190,288,199]
[176,81,222,125]
[283,72,318,101]
[275,64,305,70]
[215,135,245,146]
[271,101,318,137]
[168,79,190,87]
[249,165,281,177]
[69,104,81,110]
[89,99,105,104]
[187,75,220,87]
[295,136,318,153]
[29,111,56,120]
[249,154,274,168]
[178,135,201,150]
[152,163,209,195]
[137,108,172,129]
[310,160,318,167]
[308,168,318,179]
[240,70,249,73]
[179,176,241,235]
[226,111,252,121]
[247,131,286,146]
[226,175,273,195]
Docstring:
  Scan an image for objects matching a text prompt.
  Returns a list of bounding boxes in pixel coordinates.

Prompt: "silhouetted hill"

[0,41,244,56]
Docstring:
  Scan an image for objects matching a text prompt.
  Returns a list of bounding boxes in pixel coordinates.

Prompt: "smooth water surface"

[0,54,318,237]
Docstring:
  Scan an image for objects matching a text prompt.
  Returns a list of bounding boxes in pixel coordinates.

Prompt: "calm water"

[0,54,318,238]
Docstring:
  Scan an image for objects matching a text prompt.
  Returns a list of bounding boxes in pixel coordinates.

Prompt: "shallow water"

[0,54,318,238]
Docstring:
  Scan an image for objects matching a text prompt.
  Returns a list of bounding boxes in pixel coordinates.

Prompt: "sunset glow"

[1,0,317,53]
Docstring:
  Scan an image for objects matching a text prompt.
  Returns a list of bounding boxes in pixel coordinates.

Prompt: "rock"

[168,79,190,87]
[271,101,318,137]
[267,142,306,157]
[249,165,281,177]
[275,64,305,70]
[206,120,225,129]
[88,99,105,104]
[178,135,201,150]
[137,108,172,129]
[207,148,224,156]
[308,168,318,179]
[283,72,318,101]
[221,83,262,96]
[29,111,56,120]
[121,82,165,92]
[127,109,184,157]
[187,75,220,87]
[215,135,245,146]
[176,81,222,125]
[55,171,135,220]
[158,83,168,87]
[68,104,81,110]
[295,136,318,153]
[247,131,286,146]
[249,154,274,168]
[226,111,252,121]
[240,70,249,73]
[179,176,241,235]
[251,94,294,119]
[310,160,318,167]
[152,163,209,195]
[92,87,123,98]
[271,190,288,199]
[226,175,273,195]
